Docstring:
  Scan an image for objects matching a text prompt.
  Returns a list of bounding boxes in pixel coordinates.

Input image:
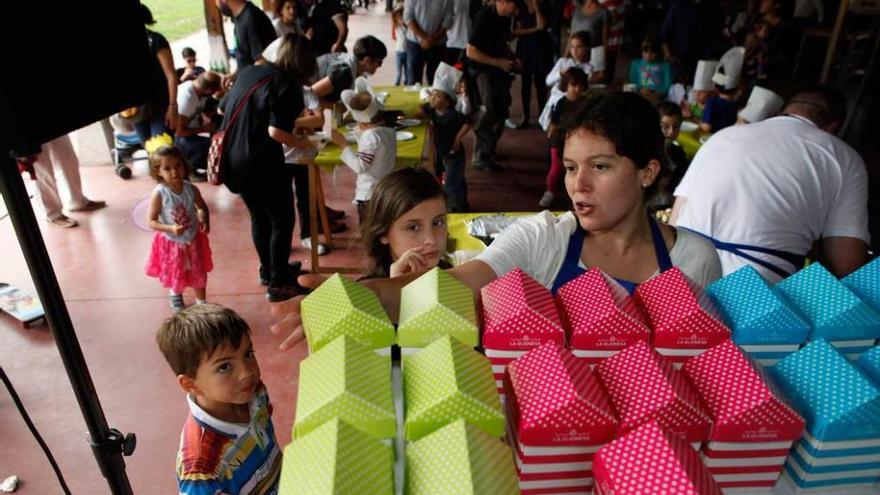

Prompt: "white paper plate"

[375,91,389,104]
[345,132,358,143]
[398,118,421,127]
[681,121,699,133]
[396,131,415,141]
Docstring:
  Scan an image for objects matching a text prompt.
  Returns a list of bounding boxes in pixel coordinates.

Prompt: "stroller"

[103,112,149,179]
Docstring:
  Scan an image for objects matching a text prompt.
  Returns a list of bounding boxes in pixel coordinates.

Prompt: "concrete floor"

[0,4,559,494]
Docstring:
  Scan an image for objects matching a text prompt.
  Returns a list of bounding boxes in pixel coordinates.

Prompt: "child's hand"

[680,101,693,119]
[389,245,437,278]
[171,224,185,236]
[197,209,210,234]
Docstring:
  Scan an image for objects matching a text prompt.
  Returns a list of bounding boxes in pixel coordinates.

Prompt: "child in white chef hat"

[330,77,398,222]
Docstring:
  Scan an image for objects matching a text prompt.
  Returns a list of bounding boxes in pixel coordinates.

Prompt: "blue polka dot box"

[842,257,880,315]
[707,266,811,365]
[770,338,880,442]
[775,263,880,345]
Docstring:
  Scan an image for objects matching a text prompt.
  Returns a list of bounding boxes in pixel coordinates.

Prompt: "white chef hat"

[738,86,784,123]
[590,46,606,72]
[340,77,384,123]
[430,62,463,99]
[712,46,746,91]
[693,60,719,91]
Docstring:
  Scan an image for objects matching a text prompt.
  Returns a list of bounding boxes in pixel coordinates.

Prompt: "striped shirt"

[176,384,281,495]
[598,0,625,50]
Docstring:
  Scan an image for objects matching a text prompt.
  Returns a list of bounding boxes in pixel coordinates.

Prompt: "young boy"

[179,47,206,83]
[157,304,281,495]
[540,67,589,208]
[700,83,739,133]
[628,38,672,100]
[330,78,397,222]
[656,102,689,205]
[420,63,473,212]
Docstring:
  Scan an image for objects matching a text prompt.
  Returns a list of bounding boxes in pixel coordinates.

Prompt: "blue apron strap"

[648,215,673,273]
[679,227,805,279]
[550,225,588,295]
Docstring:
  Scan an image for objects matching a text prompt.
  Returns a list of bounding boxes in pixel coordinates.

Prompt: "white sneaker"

[504,118,518,129]
[302,237,328,256]
[538,191,555,208]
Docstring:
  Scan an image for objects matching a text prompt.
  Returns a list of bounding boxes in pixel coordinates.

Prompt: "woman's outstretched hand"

[269,273,329,351]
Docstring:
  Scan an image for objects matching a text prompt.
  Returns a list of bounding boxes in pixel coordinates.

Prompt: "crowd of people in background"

[22,0,869,311]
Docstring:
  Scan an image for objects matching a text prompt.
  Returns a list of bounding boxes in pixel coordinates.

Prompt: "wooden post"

[821,0,850,83]
[204,0,230,74]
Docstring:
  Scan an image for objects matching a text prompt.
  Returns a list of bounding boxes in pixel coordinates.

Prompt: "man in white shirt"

[175,72,222,179]
[670,88,870,282]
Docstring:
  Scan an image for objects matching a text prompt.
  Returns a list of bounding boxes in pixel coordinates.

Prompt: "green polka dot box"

[592,420,723,495]
[843,257,880,314]
[397,267,478,351]
[300,273,395,354]
[405,419,520,495]
[707,265,811,365]
[279,418,394,495]
[403,335,505,442]
[294,335,396,441]
[775,263,880,354]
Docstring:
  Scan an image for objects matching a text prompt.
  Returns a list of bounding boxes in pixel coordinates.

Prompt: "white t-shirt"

[340,126,397,202]
[176,81,207,130]
[283,86,321,164]
[446,0,470,50]
[394,25,407,53]
[273,18,298,38]
[674,115,870,282]
[475,211,722,290]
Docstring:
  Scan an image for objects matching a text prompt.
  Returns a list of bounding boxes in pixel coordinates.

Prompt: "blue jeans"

[405,40,446,85]
[442,153,468,212]
[174,135,210,171]
[134,101,170,145]
[394,51,407,85]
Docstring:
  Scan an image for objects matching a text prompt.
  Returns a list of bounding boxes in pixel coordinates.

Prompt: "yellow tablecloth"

[447,212,550,253]
[314,86,428,173]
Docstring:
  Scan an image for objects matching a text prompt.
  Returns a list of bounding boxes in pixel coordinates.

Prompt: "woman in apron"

[270,92,722,349]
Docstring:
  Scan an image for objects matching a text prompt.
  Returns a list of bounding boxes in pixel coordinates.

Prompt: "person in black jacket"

[219,33,317,302]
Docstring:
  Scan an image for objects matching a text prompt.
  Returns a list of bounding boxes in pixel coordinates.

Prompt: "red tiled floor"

[0,5,552,494]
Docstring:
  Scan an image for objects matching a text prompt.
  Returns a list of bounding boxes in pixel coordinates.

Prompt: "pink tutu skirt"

[145,231,213,294]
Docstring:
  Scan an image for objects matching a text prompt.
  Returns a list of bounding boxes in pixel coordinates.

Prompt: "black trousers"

[289,163,311,240]
[405,40,446,85]
[239,175,296,287]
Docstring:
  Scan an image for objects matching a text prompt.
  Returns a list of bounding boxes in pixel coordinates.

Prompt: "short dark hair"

[560,92,666,196]
[275,33,318,84]
[157,304,251,377]
[361,168,445,278]
[353,35,387,61]
[195,71,222,93]
[657,101,683,120]
[786,85,847,128]
[182,47,196,59]
[570,31,592,51]
[640,38,660,54]
[274,0,296,17]
[140,4,156,25]
[560,67,589,92]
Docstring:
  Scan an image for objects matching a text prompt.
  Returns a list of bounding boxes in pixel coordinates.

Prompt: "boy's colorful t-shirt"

[177,383,281,495]
[628,59,672,96]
